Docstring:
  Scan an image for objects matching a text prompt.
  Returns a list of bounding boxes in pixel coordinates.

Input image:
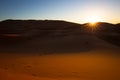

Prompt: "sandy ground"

[0,36,120,80]
[0,49,120,80]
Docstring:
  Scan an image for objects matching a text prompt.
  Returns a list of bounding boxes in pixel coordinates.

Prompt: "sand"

[0,35,120,80]
[0,49,120,80]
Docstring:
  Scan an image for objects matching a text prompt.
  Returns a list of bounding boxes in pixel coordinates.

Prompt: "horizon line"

[0,19,119,24]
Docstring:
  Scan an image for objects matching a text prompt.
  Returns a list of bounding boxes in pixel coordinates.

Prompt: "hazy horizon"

[0,0,120,24]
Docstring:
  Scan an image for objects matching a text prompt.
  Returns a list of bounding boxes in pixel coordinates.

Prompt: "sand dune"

[0,49,120,80]
[0,68,58,80]
[1,35,119,54]
[0,20,120,80]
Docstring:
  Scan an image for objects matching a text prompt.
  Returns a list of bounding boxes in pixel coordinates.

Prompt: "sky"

[0,0,120,23]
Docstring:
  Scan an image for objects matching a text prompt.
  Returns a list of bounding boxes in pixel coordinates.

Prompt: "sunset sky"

[0,0,120,23]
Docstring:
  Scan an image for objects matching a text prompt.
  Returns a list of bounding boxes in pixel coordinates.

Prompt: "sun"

[87,15,102,24]
[84,15,103,24]
[83,15,103,32]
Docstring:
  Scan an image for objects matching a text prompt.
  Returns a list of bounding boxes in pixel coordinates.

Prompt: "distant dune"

[0,20,120,53]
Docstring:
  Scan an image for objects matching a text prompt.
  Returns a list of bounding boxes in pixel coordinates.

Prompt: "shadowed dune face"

[94,22,120,46]
[0,20,88,54]
[0,20,120,54]
[0,20,83,41]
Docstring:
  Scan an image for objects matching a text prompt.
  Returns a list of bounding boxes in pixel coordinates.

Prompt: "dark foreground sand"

[0,49,120,80]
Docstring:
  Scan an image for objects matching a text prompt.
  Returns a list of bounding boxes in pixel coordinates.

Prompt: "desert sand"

[0,50,120,80]
[0,35,120,80]
[0,20,120,80]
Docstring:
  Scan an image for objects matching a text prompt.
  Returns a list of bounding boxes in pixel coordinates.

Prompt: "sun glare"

[84,15,103,32]
[84,15,103,25]
[88,15,102,24]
